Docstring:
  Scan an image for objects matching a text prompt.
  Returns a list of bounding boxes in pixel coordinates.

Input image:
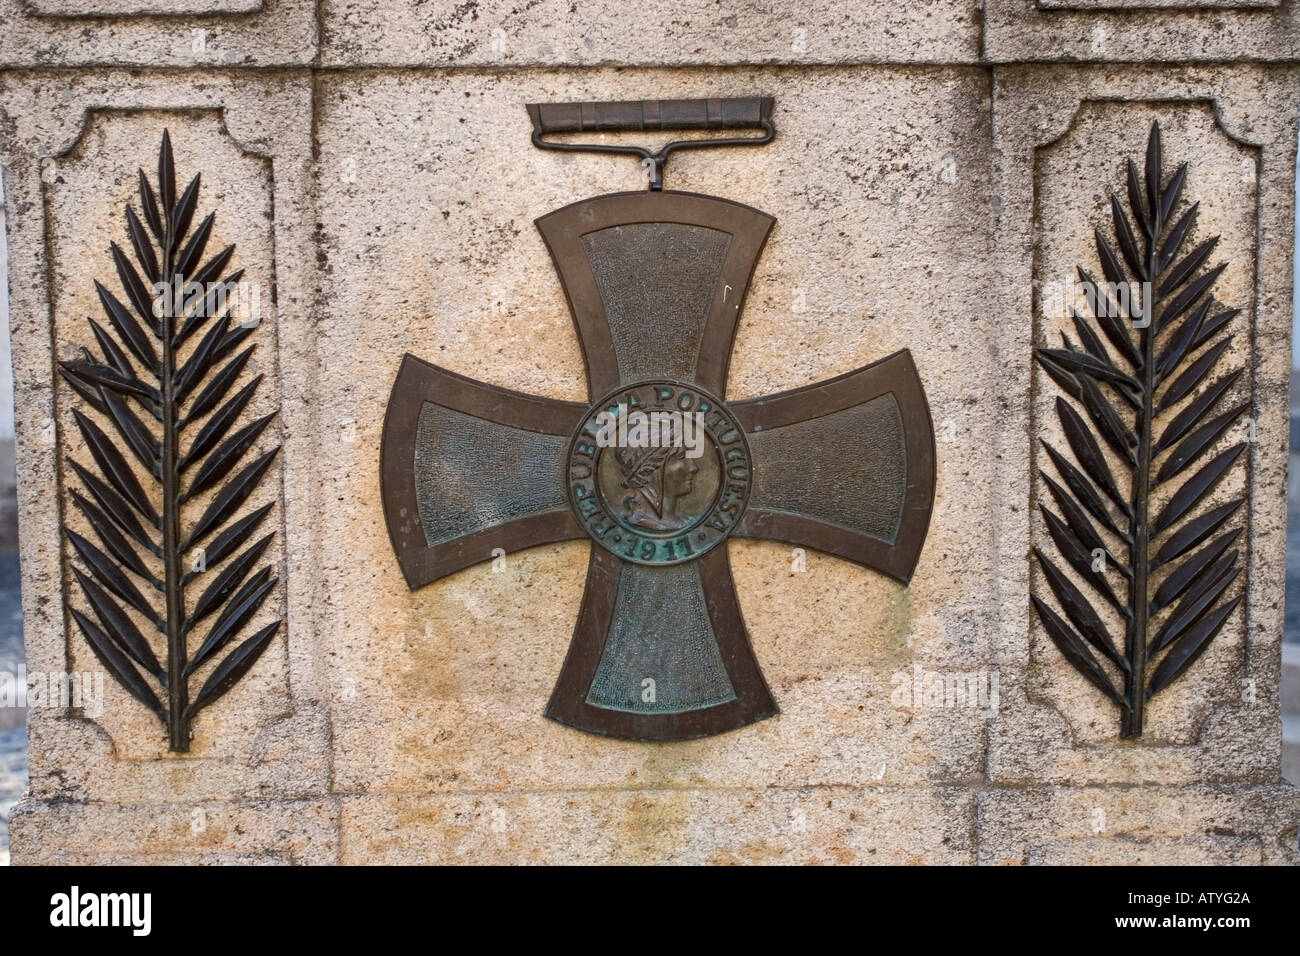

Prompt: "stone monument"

[1,0,1298,863]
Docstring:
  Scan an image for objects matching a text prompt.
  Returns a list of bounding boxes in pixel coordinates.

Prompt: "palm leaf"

[185,414,277,500]
[182,502,273,585]
[1154,369,1242,452]
[182,347,255,424]
[73,569,166,683]
[1034,550,1126,670]
[71,609,166,721]
[1145,597,1242,699]
[185,572,277,676]
[1158,236,1218,298]
[185,621,280,720]
[1033,120,1245,737]
[185,535,274,628]
[61,131,280,751]
[174,268,244,349]
[1030,597,1124,706]
[1159,337,1233,411]
[68,459,158,552]
[1077,267,1143,368]
[1152,498,1242,569]
[69,490,157,583]
[178,376,261,471]
[1037,348,1141,391]
[1149,530,1239,615]
[1158,202,1198,274]
[1149,556,1238,656]
[1040,507,1126,614]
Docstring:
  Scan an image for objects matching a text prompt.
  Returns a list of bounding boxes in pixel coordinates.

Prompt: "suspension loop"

[527,97,776,191]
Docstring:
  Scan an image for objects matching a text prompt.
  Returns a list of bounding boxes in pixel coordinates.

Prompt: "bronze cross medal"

[382,98,937,741]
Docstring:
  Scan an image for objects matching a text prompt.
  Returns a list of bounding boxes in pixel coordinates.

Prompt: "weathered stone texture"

[1,4,1297,864]
[0,0,316,69]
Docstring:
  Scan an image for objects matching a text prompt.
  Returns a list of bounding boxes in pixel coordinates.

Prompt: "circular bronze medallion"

[567,380,752,566]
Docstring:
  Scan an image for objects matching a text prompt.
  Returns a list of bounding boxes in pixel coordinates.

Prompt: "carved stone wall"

[1,2,1296,863]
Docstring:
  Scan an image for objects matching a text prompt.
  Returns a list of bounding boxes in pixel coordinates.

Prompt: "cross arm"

[730,349,936,584]
[381,354,587,589]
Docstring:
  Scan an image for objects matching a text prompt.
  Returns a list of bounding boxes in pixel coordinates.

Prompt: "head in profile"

[615,421,700,532]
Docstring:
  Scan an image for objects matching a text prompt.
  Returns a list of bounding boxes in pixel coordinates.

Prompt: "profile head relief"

[615,419,698,521]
